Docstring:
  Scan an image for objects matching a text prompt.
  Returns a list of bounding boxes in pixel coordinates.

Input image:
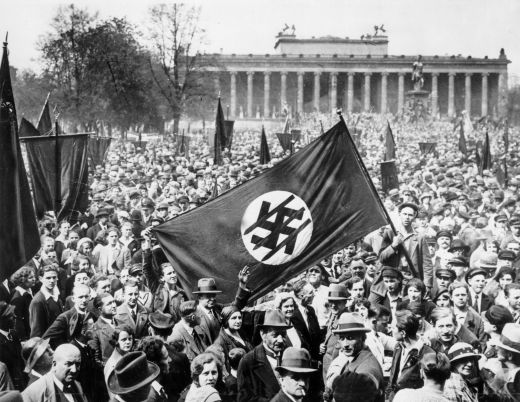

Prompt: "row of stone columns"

[228,70,499,118]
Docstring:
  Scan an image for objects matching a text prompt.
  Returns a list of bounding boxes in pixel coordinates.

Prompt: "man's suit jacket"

[269,390,293,402]
[86,223,106,241]
[237,344,280,402]
[115,302,149,339]
[379,228,433,288]
[88,316,118,365]
[29,290,64,338]
[95,244,131,276]
[167,321,210,362]
[463,307,486,350]
[0,281,11,304]
[468,292,493,314]
[43,307,94,349]
[22,372,87,402]
[291,304,322,360]
[198,286,251,343]
[332,348,384,402]
[0,332,25,391]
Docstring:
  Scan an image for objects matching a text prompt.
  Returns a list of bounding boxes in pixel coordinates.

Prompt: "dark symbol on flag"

[244,194,312,262]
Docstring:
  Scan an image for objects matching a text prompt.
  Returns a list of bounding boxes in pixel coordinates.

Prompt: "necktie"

[265,349,282,366]
[192,330,204,352]
[473,295,480,313]
[131,309,137,323]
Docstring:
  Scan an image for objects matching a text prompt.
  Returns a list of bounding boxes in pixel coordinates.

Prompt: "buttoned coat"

[237,344,281,402]
[88,316,119,365]
[95,243,131,276]
[115,302,149,339]
[22,372,87,402]
[29,290,64,338]
[43,307,94,349]
[167,321,210,362]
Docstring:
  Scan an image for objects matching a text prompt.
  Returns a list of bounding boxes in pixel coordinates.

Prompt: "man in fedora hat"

[321,284,350,382]
[238,310,291,402]
[86,208,111,241]
[379,202,433,291]
[270,347,317,402]
[328,312,384,402]
[194,266,251,343]
[107,351,160,402]
[21,337,53,385]
[22,344,87,402]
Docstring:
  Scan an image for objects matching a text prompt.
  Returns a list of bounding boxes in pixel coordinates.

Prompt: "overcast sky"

[2,0,520,84]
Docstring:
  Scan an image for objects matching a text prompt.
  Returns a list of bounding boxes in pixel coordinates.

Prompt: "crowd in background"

[0,111,520,402]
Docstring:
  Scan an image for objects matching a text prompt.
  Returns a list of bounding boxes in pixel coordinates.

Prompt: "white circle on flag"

[241,191,313,265]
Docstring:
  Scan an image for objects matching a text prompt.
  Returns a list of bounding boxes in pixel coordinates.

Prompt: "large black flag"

[259,126,271,165]
[37,92,53,136]
[88,137,112,167]
[23,134,90,222]
[18,117,40,138]
[0,42,40,281]
[384,122,396,161]
[276,133,293,153]
[154,119,388,302]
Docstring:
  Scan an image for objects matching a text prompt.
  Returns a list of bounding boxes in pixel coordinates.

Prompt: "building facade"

[208,33,509,119]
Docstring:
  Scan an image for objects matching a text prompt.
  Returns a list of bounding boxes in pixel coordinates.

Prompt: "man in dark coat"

[114,278,150,338]
[378,203,433,290]
[0,302,25,391]
[238,310,290,402]
[29,265,63,338]
[43,284,94,349]
[86,208,111,241]
[330,313,384,402]
[270,347,317,402]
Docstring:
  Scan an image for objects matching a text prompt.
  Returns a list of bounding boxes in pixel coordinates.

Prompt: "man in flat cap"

[379,202,433,292]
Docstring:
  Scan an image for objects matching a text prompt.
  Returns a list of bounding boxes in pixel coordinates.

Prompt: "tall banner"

[212,98,225,165]
[259,126,271,165]
[276,133,293,153]
[154,120,388,302]
[88,137,112,167]
[0,43,40,280]
[381,161,399,193]
[384,122,396,161]
[481,131,492,172]
[23,134,90,222]
[223,120,234,150]
[37,92,53,136]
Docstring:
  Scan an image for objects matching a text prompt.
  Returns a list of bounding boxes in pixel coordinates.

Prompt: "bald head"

[53,344,81,384]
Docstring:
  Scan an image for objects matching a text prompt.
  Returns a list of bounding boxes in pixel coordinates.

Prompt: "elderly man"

[327,312,384,402]
[379,202,433,291]
[238,310,290,402]
[22,343,87,402]
[270,347,317,402]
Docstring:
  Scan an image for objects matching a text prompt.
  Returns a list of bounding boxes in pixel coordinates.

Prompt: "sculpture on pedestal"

[412,55,424,90]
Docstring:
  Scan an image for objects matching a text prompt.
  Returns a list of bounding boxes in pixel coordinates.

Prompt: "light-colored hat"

[493,323,520,354]
[447,342,481,363]
[332,312,370,334]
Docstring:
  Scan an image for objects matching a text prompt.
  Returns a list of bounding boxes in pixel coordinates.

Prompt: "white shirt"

[15,286,32,297]
[311,284,330,327]
[286,327,302,348]
[41,286,60,303]
[181,320,194,336]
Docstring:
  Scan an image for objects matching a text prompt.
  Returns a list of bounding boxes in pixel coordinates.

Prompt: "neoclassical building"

[208,33,509,119]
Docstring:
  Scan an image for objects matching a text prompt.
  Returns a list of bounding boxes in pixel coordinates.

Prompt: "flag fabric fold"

[481,131,492,172]
[18,117,41,138]
[0,42,40,280]
[212,98,225,165]
[154,120,388,302]
[88,137,112,167]
[259,126,271,165]
[223,120,234,150]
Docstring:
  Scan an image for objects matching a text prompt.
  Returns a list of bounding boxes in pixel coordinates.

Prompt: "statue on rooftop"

[412,55,424,90]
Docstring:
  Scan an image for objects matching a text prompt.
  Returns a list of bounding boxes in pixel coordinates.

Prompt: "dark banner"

[18,117,40,138]
[290,129,302,143]
[88,137,112,168]
[385,122,396,161]
[37,96,53,136]
[24,134,90,222]
[276,133,293,153]
[418,142,437,155]
[0,44,40,280]
[381,161,399,193]
[259,127,271,165]
[224,120,234,150]
[154,120,387,303]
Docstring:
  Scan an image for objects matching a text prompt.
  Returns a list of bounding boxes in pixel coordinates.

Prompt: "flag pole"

[336,109,419,279]
[54,118,61,215]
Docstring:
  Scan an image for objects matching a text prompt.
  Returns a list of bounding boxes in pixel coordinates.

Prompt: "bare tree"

[147,4,215,134]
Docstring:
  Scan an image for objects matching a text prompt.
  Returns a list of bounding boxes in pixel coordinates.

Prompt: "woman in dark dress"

[213,305,253,372]
[10,266,36,340]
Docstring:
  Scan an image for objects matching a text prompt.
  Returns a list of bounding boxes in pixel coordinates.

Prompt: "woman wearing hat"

[213,306,253,373]
[184,352,223,402]
[433,286,452,308]
[443,342,481,402]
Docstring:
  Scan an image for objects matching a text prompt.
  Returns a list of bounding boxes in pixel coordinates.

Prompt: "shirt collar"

[182,320,194,335]
[41,286,60,302]
[0,329,9,338]
[281,390,299,402]
[31,370,43,379]
[15,286,32,296]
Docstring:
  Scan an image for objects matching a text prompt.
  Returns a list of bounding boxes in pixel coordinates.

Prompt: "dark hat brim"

[107,361,160,394]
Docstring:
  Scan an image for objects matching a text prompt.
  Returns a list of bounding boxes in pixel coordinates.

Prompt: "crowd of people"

[0,111,520,402]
